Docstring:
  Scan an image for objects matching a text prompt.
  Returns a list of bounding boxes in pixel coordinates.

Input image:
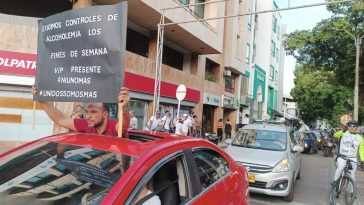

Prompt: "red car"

[0,130,249,205]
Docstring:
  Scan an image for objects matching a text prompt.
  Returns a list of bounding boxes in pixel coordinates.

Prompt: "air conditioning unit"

[224,70,231,77]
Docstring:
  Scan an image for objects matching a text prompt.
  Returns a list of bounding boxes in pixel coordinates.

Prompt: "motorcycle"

[322,137,335,157]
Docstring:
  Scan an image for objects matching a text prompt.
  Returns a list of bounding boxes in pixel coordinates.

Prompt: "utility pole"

[354,33,364,121]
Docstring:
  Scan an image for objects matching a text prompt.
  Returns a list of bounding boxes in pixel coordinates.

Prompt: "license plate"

[248,173,255,183]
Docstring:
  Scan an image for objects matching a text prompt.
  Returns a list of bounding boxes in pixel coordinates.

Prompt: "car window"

[132,155,189,205]
[0,141,136,205]
[232,129,287,151]
[192,149,230,191]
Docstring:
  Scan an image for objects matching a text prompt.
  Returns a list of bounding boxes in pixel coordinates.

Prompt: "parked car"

[226,122,303,202]
[0,131,249,205]
[302,131,318,154]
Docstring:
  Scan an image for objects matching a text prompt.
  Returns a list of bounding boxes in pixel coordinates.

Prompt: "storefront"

[202,92,221,134]
[124,72,200,128]
[0,50,53,145]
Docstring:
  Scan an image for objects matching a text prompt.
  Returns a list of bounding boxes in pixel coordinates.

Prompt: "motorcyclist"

[333,120,364,184]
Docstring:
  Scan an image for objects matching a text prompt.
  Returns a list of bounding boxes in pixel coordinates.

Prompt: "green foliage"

[284,2,364,124]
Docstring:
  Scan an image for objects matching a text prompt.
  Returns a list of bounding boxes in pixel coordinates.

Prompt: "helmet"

[340,115,352,126]
[346,120,359,127]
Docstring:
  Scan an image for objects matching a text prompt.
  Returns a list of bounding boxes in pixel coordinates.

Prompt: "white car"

[226,122,303,202]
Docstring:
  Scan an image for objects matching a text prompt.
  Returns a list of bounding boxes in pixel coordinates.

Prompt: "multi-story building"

[252,0,285,120]
[0,0,286,147]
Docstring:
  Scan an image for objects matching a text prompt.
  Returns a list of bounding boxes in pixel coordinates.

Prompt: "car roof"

[2,131,205,158]
[242,123,288,132]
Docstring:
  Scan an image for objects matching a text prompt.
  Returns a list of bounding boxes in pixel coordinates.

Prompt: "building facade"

[0,0,286,146]
[252,0,285,120]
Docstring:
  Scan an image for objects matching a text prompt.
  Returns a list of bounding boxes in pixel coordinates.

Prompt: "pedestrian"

[217,118,223,142]
[187,110,194,136]
[129,110,138,130]
[32,85,130,137]
[192,115,198,137]
[146,111,162,131]
[182,113,189,136]
[161,110,172,133]
[175,118,183,135]
[224,118,232,140]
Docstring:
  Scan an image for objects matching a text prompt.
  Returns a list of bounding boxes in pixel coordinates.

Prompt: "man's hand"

[31,84,37,96]
[118,87,130,110]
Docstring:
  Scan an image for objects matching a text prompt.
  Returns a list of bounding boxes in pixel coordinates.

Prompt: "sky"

[275,0,333,96]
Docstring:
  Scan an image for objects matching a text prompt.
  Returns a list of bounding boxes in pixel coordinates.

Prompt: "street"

[250,151,364,205]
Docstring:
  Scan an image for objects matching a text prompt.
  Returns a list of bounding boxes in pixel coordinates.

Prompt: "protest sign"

[34,2,127,103]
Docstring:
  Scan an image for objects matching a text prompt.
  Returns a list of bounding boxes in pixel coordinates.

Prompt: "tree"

[284,1,364,124]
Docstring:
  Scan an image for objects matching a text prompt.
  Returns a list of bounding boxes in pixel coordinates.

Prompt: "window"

[276,48,279,61]
[0,142,136,204]
[271,41,276,57]
[275,70,278,82]
[232,129,287,151]
[272,16,277,33]
[179,0,190,5]
[163,45,184,70]
[240,75,249,96]
[277,25,280,39]
[270,65,274,80]
[225,74,235,93]
[194,0,205,18]
[245,43,250,64]
[192,149,230,190]
[205,58,220,83]
[126,28,149,57]
[132,155,189,205]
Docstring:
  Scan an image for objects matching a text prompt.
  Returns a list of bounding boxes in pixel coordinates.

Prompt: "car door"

[187,148,247,205]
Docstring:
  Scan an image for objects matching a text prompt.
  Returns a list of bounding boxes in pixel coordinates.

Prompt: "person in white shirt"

[175,118,183,135]
[181,114,189,136]
[161,110,172,133]
[147,111,162,131]
[129,110,138,130]
[135,182,161,205]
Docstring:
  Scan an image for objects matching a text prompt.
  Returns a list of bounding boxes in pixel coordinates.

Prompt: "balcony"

[125,0,224,54]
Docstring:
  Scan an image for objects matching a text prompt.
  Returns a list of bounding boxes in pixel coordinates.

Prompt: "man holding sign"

[32,85,130,137]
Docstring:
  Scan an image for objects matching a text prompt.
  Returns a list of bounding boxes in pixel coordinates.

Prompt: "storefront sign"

[203,92,221,106]
[34,2,127,103]
[0,50,36,76]
[223,95,239,109]
[125,72,200,102]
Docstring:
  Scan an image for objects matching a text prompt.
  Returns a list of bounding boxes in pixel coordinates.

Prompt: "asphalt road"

[250,151,364,205]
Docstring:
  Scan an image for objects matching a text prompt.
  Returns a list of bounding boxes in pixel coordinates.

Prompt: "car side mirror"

[292,145,304,153]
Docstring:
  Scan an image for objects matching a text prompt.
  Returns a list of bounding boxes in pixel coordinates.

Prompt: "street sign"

[176,84,186,101]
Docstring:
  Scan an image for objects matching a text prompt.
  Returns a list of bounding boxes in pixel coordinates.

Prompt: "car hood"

[226,145,287,167]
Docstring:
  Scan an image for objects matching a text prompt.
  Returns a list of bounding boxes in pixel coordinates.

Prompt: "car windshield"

[232,129,287,151]
[0,141,136,205]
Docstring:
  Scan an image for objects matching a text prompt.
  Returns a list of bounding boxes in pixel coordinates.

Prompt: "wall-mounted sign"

[34,2,127,103]
[223,95,239,109]
[0,50,36,76]
[203,92,221,106]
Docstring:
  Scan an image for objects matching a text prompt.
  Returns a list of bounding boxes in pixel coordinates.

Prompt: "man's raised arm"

[32,85,76,131]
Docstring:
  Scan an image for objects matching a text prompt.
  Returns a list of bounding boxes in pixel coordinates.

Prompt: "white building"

[252,0,286,120]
